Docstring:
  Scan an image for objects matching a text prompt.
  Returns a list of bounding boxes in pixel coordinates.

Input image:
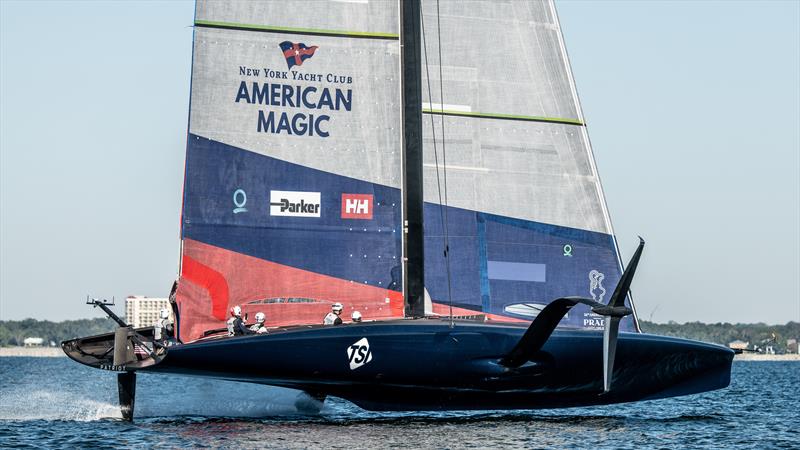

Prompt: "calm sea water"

[0,357,797,449]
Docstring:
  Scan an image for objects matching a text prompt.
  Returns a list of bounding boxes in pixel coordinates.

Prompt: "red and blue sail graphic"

[176,135,633,341]
[279,41,318,69]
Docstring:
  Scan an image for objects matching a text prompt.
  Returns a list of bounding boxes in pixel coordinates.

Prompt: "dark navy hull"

[145,320,733,411]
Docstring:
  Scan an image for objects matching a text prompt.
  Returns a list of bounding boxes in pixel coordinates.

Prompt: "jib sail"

[176,0,405,341]
[417,0,639,330]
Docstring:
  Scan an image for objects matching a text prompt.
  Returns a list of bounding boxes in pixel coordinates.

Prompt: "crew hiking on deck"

[250,312,268,334]
[323,303,343,325]
[227,305,253,336]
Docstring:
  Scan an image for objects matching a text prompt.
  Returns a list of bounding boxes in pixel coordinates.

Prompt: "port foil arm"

[499,238,645,394]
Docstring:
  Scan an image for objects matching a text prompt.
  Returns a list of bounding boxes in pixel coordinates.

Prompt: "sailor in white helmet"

[323,303,344,326]
[250,312,268,334]
[227,305,252,336]
[154,308,173,341]
[351,311,362,323]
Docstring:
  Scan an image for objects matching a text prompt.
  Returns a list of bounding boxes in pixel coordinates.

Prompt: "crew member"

[154,308,173,341]
[323,303,343,326]
[250,312,268,334]
[227,305,252,336]
[351,311,362,323]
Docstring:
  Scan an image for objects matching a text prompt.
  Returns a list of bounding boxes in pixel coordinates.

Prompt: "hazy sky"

[1,0,798,324]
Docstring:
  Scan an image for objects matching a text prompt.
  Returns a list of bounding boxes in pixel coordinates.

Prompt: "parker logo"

[341,194,373,220]
[347,337,373,370]
[269,191,320,217]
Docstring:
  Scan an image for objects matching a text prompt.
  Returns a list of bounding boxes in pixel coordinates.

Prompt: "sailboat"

[63,0,733,421]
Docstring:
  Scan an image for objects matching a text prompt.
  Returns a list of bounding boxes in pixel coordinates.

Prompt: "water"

[0,358,797,449]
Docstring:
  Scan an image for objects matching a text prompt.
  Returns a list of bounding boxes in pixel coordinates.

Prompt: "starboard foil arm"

[62,298,170,372]
[499,238,645,392]
[62,298,175,421]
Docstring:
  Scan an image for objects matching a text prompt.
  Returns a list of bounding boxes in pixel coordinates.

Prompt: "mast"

[400,0,425,318]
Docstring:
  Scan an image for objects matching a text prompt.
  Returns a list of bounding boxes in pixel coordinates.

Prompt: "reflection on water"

[0,358,797,448]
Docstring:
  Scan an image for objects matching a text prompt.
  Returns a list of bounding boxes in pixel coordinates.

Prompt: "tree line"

[0,318,117,347]
[639,320,800,353]
[1,318,798,353]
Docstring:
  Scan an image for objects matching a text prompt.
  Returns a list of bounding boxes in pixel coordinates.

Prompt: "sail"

[418,0,639,330]
[175,0,405,342]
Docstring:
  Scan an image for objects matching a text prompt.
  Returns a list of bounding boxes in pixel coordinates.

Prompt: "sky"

[1,0,798,324]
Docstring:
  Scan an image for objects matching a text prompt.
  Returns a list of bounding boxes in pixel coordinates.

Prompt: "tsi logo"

[341,194,373,220]
[347,337,373,370]
[269,191,321,217]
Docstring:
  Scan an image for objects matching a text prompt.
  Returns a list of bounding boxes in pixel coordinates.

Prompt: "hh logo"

[341,194,373,220]
[347,337,373,370]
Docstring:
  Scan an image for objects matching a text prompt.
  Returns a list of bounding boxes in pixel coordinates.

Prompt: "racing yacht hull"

[142,320,733,411]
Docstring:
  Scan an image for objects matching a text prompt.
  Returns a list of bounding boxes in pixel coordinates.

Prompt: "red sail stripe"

[181,255,230,320]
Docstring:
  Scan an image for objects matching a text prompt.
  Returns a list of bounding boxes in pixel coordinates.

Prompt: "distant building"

[787,339,798,354]
[728,340,749,350]
[125,296,172,328]
[23,337,44,347]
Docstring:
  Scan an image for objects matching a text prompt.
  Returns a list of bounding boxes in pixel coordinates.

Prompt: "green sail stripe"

[422,108,584,126]
[194,20,399,40]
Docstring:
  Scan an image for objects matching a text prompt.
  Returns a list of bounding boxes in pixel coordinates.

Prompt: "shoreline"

[733,353,800,361]
[0,347,65,357]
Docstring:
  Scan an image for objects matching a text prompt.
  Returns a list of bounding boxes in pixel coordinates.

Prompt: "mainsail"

[176,1,405,342]
[175,0,638,342]
[418,1,637,330]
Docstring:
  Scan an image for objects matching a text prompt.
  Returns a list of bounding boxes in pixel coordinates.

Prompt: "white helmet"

[255,312,266,324]
[160,309,170,319]
[230,305,242,317]
[351,311,362,322]
[332,302,343,313]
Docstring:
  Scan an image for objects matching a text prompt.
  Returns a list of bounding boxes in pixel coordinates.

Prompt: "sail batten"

[423,109,584,125]
[194,20,400,40]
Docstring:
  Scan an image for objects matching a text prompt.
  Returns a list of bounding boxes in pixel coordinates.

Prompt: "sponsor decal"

[583,315,605,329]
[279,41,318,69]
[347,337,373,370]
[233,188,248,214]
[589,270,606,302]
[269,191,320,217]
[99,364,127,372]
[585,269,607,329]
[341,194,373,220]
[234,40,353,138]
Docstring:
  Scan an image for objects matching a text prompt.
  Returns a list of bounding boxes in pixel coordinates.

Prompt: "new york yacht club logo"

[279,41,318,69]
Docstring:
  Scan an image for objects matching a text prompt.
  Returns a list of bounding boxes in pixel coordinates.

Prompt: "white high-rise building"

[125,296,172,328]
